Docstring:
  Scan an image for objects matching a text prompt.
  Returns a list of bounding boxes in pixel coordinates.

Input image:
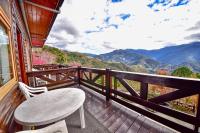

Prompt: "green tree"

[172,67,193,77]
[196,73,200,79]
[43,45,66,64]
[56,53,66,64]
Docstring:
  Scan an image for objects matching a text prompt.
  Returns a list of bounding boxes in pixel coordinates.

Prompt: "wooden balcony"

[25,65,200,133]
[61,85,175,133]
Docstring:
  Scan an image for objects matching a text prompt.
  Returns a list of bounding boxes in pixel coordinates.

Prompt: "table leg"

[79,105,85,128]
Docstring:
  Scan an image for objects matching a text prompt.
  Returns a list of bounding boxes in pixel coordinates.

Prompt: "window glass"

[0,21,13,87]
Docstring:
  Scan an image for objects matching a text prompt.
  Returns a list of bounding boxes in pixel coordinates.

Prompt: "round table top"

[14,88,85,126]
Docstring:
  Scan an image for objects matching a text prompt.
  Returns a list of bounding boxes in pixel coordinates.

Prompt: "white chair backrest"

[18,82,32,99]
[18,82,47,99]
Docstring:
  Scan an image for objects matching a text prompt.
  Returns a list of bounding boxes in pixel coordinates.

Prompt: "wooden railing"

[26,65,200,132]
[26,67,77,89]
[33,64,69,71]
[79,67,200,133]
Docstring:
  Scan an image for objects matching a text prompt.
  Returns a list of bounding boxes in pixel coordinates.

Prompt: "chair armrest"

[27,86,48,92]
[28,89,47,93]
[37,87,48,92]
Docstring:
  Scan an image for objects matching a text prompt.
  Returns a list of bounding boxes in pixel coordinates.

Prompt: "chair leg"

[79,105,85,128]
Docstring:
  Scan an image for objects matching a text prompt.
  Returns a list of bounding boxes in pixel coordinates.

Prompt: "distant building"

[156,69,169,75]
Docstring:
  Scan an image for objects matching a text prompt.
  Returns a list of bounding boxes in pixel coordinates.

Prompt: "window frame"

[0,7,17,100]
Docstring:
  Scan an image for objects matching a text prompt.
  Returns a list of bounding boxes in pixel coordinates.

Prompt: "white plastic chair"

[18,82,48,99]
[16,120,68,133]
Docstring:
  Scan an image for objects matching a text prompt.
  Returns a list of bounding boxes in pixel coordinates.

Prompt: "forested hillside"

[33,45,200,78]
[35,45,133,71]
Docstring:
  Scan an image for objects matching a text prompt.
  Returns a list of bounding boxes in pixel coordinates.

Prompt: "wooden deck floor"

[81,86,177,133]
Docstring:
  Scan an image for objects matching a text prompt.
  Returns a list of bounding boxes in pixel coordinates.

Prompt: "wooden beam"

[36,79,75,87]
[195,94,200,132]
[111,70,200,91]
[77,66,81,86]
[89,72,92,81]
[83,72,90,81]
[80,81,106,96]
[92,74,102,83]
[116,77,139,97]
[140,82,148,100]
[114,77,117,97]
[80,78,105,90]
[27,68,77,76]
[149,89,199,104]
[36,75,55,83]
[80,67,106,74]
[105,68,111,101]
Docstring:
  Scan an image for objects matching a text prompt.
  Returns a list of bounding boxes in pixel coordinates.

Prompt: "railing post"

[89,71,92,81]
[77,66,81,86]
[195,94,200,132]
[101,75,105,92]
[140,82,148,100]
[33,77,36,87]
[56,73,59,81]
[106,68,111,101]
[114,77,117,98]
[24,73,29,85]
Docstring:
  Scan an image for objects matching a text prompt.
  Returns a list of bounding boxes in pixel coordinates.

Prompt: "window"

[0,7,17,100]
[0,21,13,87]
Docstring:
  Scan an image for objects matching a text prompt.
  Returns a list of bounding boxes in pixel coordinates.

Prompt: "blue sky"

[47,0,200,54]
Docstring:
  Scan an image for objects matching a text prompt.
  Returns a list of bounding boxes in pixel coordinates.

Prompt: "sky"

[46,0,200,54]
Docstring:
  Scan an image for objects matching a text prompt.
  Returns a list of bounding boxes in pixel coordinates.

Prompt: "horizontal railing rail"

[26,67,78,88]
[33,64,69,70]
[26,65,200,132]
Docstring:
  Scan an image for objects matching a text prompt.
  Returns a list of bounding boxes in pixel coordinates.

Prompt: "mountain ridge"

[95,42,200,72]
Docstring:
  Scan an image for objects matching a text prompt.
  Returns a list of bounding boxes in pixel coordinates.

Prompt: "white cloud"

[47,0,200,54]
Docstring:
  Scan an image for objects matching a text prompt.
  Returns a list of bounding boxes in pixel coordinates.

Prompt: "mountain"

[81,53,97,58]
[33,45,134,71]
[35,42,200,73]
[132,42,200,65]
[96,42,200,72]
[63,51,133,71]
[96,49,160,71]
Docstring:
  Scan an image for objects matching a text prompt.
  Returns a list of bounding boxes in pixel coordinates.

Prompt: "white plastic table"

[14,88,85,129]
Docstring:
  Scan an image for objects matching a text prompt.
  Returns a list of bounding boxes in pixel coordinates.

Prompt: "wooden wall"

[0,0,32,132]
[10,0,32,81]
[0,85,25,133]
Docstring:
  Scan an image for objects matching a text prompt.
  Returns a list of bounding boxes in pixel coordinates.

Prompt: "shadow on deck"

[65,86,177,133]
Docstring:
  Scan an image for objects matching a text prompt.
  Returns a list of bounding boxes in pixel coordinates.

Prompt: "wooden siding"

[0,0,31,132]
[0,84,24,133]
[11,0,32,81]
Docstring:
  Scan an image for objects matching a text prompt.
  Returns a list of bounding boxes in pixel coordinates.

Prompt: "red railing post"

[106,68,111,101]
